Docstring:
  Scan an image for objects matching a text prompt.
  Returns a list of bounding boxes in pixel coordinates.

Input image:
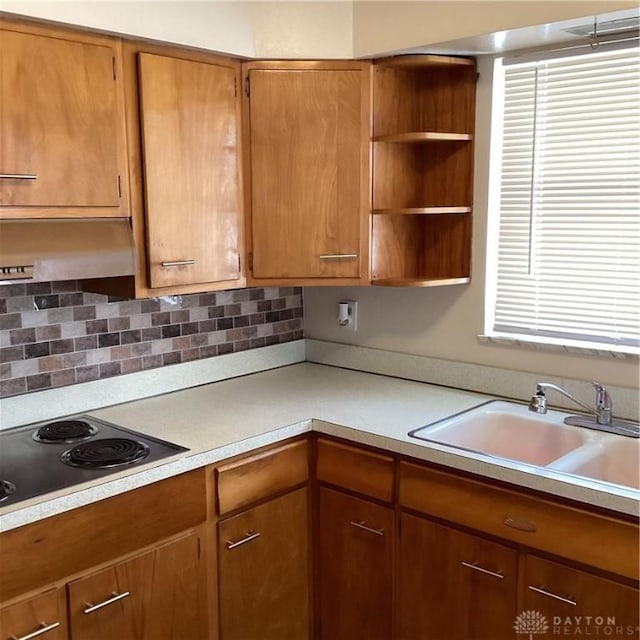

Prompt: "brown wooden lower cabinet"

[217,487,310,640]
[317,487,394,640]
[398,512,518,640]
[67,532,205,640]
[522,555,640,637]
[0,588,67,640]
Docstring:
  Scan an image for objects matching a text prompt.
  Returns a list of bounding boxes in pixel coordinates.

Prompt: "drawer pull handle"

[227,531,261,550]
[0,174,37,180]
[161,260,195,267]
[529,585,577,606]
[84,591,130,614]
[504,516,537,533]
[319,254,358,260]
[461,561,504,579]
[350,521,384,536]
[10,621,60,640]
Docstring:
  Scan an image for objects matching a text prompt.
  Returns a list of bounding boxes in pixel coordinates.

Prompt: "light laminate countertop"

[1,363,638,532]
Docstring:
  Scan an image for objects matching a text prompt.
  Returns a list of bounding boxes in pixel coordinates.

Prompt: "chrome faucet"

[529,381,639,438]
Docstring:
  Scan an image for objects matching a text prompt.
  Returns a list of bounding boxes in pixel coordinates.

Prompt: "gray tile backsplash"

[0,282,303,398]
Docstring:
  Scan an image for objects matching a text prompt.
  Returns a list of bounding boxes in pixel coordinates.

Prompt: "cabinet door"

[247,64,369,280]
[398,513,518,640]
[67,532,205,640]
[138,52,242,289]
[0,588,67,640]
[218,487,310,640]
[0,27,123,210]
[522,555,639,637]
[317,487,393,640]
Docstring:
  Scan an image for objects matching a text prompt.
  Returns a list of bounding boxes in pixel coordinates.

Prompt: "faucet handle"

[592,382,611,409]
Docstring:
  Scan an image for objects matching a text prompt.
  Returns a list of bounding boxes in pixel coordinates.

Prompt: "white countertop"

[1,363,638,532]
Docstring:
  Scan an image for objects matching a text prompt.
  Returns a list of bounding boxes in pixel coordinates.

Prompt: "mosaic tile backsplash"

[0,282,303,398]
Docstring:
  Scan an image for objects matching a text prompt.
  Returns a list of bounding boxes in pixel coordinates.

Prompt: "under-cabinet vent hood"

[0,219,136,284]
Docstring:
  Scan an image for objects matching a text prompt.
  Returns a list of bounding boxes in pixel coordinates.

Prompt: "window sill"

[477,333,639,360]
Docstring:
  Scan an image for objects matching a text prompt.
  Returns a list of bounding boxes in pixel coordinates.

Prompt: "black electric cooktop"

[0,416,188,507]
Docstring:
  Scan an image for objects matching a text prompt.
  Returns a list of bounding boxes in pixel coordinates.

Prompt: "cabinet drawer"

[399,462,639,580]
[317,439,395,502]
[216,440,308,515]
[0,589,67,640]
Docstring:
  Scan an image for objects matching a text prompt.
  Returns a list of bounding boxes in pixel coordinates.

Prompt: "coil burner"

[0,480,17,503]
[61,438,150,469]
[33,420,98,444]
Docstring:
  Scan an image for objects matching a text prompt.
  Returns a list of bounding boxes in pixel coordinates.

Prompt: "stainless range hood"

[0,219,136,284]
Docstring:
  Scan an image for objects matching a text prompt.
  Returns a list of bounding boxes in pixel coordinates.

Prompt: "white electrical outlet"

[337,300,358,331]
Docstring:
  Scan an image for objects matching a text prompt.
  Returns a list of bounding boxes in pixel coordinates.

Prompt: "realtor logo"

[514,610,549,639]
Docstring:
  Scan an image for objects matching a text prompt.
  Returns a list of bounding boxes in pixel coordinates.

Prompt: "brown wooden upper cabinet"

[123,43,245,295]
[0,20,129,218]
[243,61,371,285]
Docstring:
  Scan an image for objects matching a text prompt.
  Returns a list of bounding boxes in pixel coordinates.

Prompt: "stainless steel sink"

[410,401,590,466]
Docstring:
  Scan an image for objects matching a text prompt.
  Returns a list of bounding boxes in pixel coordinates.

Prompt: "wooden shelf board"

[371,277,471,288]
[372,207,472,215]
[372,132,472,143]
[374,54,475,69]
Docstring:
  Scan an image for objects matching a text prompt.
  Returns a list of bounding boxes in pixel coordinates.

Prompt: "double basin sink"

[410,401,640,491]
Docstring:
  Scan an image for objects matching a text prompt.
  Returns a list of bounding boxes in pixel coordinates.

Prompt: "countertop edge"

[2,414,638,533]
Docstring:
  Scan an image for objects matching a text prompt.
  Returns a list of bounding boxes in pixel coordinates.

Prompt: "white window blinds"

[491,45,640,350]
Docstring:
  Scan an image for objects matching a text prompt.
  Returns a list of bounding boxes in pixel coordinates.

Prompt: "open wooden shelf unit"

[370,54,476,287]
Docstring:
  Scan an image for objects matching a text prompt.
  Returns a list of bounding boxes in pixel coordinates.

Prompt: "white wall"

[1,1,257,57]
[352,1,639,57]
[251,2,352,59]
[1,1,353,59]
[6,1,635,59]
[303,55,639,390]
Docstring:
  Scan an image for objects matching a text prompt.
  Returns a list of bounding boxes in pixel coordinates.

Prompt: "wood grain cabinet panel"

[316,438,394,502]
[317,487,393,640]
[67,532,205,640]
[0,470,206,603]
[399,461,639,580]
[245,62,371,284]
[0,22,127,216]
[138,52,242,289]
[216,439,308,515]
[522,555,640,637]
[217,488,310,640]
[0,589,67,640]
[398,513,518,640]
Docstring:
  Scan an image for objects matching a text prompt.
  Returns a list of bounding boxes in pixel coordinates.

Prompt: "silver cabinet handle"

[0,174,37,180]
[349,521,384,536]
[84,591,130,614]
[227,531,261,550]
[461,561,504,579]
[319,254,358,260]
[528,585,577,606]
[9,622,60,640]
[161,260,195,267]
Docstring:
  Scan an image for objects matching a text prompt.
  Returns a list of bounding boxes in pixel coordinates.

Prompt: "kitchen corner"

[1,4,639,639]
